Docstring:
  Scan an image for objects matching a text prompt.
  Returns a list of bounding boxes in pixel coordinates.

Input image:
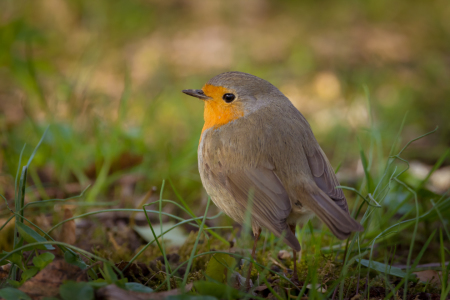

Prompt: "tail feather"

[308,190,364,240]
[282,225,301,251]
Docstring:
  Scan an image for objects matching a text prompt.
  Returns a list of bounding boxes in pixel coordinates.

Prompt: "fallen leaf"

[0,263,11,280]
[59,205,76,246]
[350,294,361,300]
[254,285,268,292]
[277,250,291,260]
[230,271,252,289]
[413,270,441,286]
[19,259,88,299]
[134,222,188,247]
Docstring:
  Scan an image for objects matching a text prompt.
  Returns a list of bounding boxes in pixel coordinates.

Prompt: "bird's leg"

[289,224,299,284]
[246,227,262,290]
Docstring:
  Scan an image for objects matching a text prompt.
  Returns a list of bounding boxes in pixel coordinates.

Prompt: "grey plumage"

[190,72,363,252]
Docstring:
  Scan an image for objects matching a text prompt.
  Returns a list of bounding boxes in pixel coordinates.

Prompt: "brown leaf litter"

[19,259,88,300]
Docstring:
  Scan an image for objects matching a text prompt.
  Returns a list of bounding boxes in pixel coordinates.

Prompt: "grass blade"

[182,197,211,287]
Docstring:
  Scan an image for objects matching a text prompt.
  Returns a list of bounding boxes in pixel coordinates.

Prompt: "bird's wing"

[305,146,348,212]
[208,162,300,251]
[294,113,363,238]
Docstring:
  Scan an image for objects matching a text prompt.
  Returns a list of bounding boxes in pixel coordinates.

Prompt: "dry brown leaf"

[230,271,252,289]
[350,294,361,300]
[59,205,76,246]
[0,263,11,281]
[96,283,193,300]
[277,250,291,260]
[254,285,268,292]
[19,259,88,299]
[413,270,441,286]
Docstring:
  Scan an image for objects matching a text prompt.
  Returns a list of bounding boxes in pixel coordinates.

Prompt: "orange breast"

[201,84,244,135]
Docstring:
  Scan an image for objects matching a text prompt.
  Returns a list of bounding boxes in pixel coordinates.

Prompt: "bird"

[182,71,363,286]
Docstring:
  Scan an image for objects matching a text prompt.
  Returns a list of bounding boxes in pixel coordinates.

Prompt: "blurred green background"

[1,0,449,214]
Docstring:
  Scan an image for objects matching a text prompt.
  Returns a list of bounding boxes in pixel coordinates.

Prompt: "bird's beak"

[182,89,211,100]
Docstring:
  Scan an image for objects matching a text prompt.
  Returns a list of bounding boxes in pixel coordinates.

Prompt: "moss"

[186,270,204,284]
[178,231,228,273]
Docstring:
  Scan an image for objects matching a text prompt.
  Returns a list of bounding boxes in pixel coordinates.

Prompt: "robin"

[182,71,363,286]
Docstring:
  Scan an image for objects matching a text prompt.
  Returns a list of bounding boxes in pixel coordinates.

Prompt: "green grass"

[0,117,448,298]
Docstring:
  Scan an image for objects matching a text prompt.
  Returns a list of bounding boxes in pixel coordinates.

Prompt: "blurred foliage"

[0,0,449,211]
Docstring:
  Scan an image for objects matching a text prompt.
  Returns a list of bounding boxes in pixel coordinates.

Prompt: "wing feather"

[306,147,348,211]
[209,164,300,251]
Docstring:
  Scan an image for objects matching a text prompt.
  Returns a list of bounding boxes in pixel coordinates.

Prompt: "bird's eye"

[223,93,236,103]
